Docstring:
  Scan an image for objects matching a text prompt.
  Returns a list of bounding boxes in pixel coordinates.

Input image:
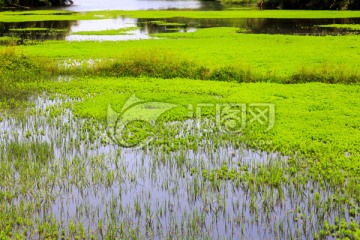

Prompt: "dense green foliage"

[264,0,360,9]
[2,0,69,7]
[221,0,360,9]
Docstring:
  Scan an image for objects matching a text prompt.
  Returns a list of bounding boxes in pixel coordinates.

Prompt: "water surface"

[2,96,353,239]
[1,17,360,43]
[59,0,223,11]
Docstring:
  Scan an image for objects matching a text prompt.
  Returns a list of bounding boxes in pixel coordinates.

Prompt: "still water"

[1,0,359,43]
[1,17,360,44]
[59,0,223,11]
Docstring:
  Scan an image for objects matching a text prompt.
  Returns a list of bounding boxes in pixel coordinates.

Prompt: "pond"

[59,0,224,11]
[1,17,360,43]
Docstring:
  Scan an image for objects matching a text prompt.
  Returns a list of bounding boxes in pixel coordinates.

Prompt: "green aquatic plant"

[72,27,139,36]
[317,24,360,30]
[147,20,187,27]
[316,218,360,239]
[0,36,20,46]
[0,48,56,108]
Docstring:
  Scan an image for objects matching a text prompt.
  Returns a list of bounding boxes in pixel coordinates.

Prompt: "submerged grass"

[1,49,359,191]
[43,77,360,179]
[0,88,358,238]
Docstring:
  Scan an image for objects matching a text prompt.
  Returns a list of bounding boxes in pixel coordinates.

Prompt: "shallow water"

[0,96,357,238]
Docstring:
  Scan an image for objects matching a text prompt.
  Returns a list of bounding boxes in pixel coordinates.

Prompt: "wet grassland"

[0,9,360,239]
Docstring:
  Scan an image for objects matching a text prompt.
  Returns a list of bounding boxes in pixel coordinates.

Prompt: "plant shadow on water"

[0,96,358,238]
[0,21,73,44]
[138,17,360,35]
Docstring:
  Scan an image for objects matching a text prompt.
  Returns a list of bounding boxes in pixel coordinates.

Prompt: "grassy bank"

[7,27,360,84]
[72,27,139,35]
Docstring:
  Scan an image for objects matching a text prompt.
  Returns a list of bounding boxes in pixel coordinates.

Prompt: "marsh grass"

[58,49,360,84]
[0,48,57,107]
[288,65,360,84]
[318,24,360,30]
[1,47,359,110]
[1,46,360,111]
[0,96,358,239]
[0,36,20,46]
[72,27,140,36]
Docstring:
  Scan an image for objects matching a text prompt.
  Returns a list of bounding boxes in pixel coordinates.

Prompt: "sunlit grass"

[6,27,359,81]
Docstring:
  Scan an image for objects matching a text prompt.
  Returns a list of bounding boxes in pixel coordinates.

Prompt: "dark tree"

[2,0,71,7]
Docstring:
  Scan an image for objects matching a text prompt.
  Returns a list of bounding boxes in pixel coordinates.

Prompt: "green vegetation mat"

[9,27,360,82]
[72,27,139,35]
[318,24,360,30]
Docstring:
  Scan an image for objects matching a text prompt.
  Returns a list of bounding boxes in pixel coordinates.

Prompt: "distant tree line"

[1,0,72,8]
[216,0,360,9]
[264,0,360,10]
